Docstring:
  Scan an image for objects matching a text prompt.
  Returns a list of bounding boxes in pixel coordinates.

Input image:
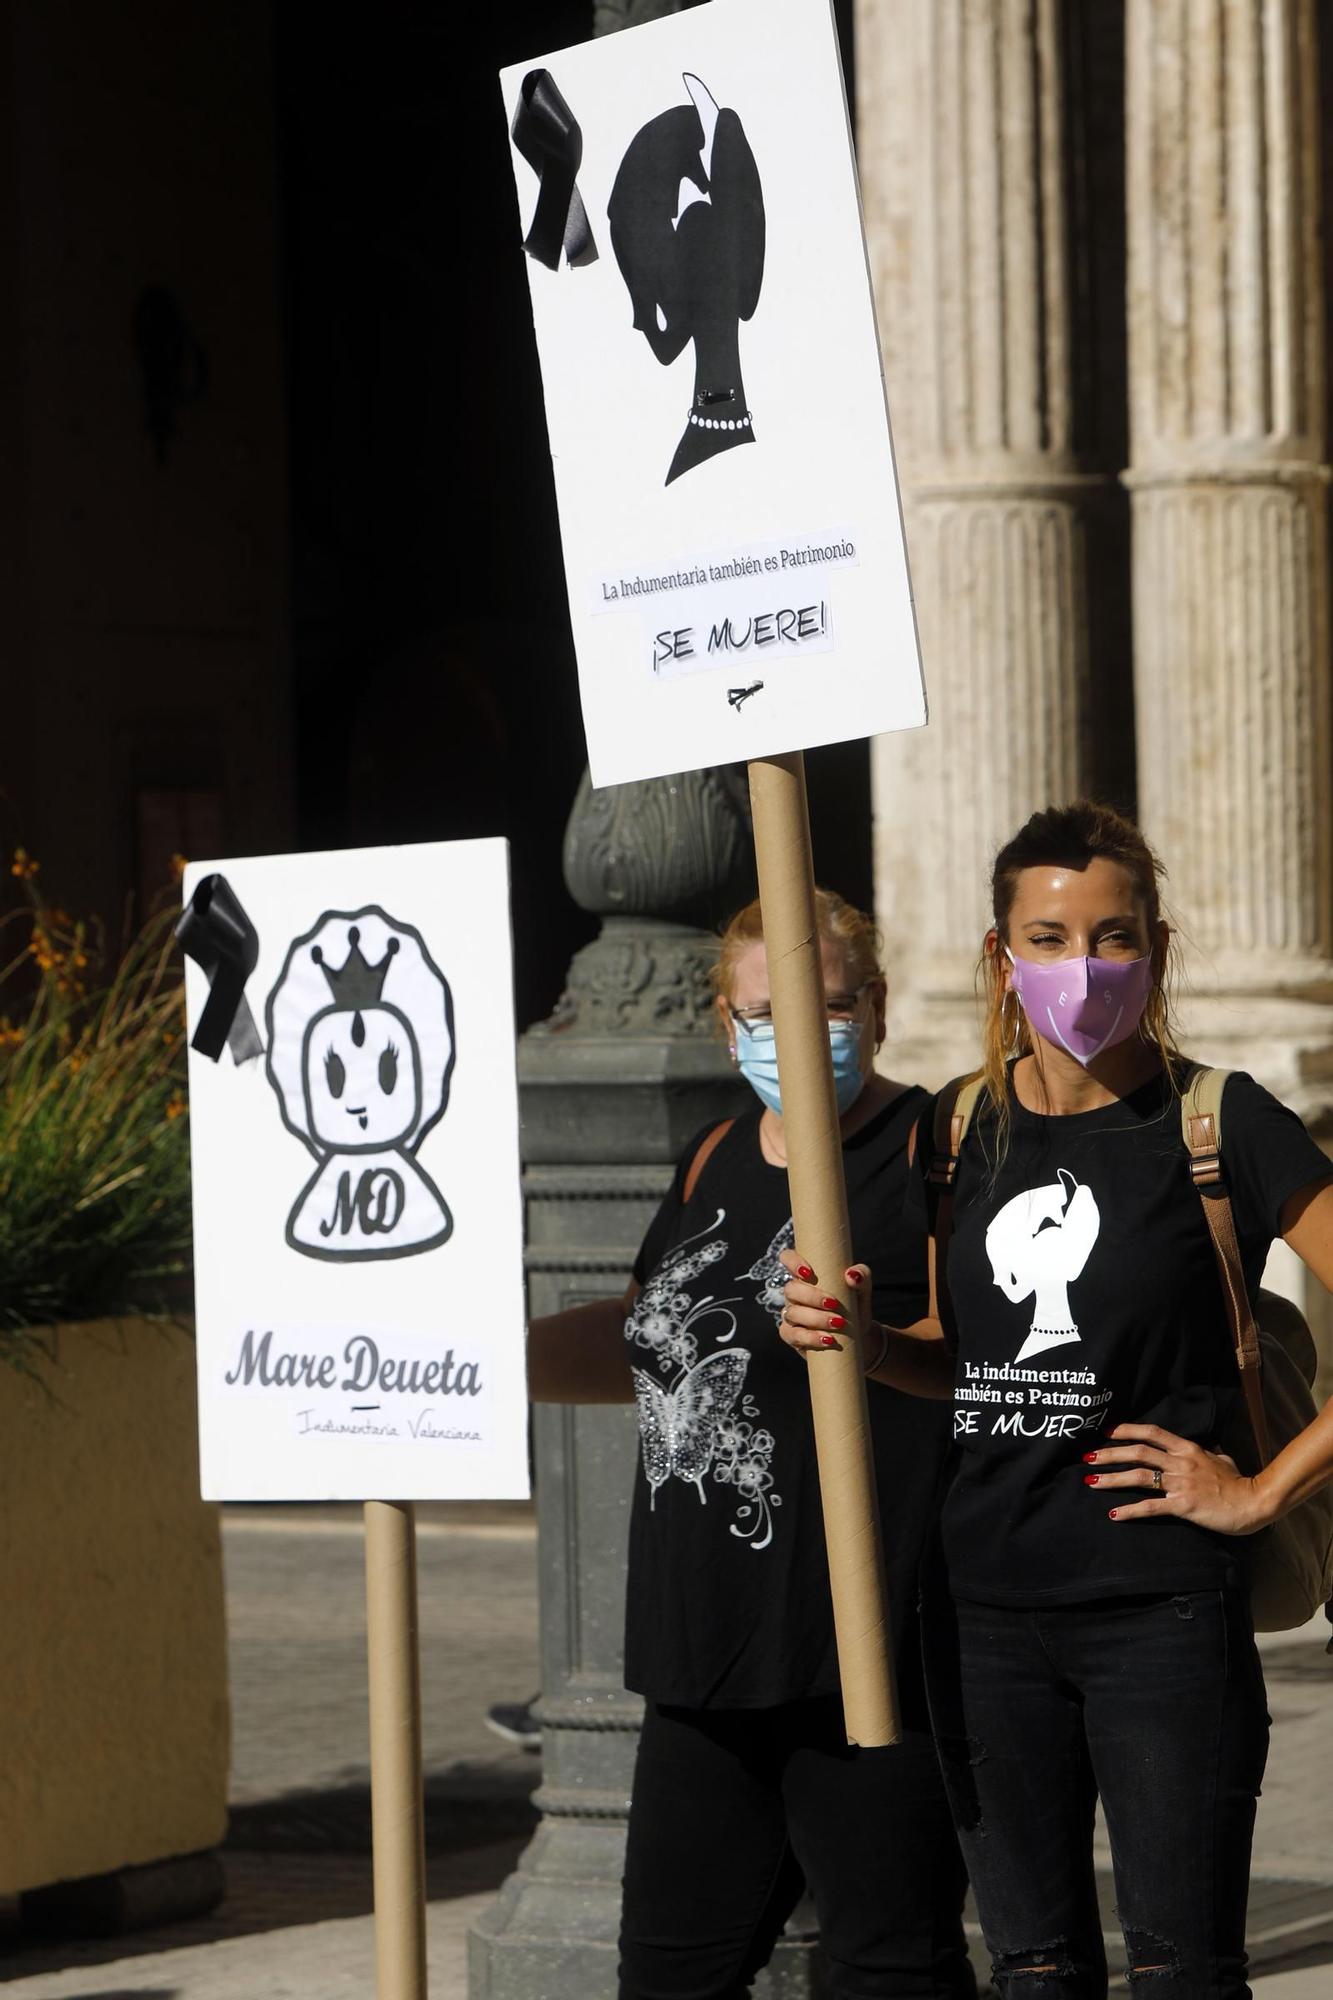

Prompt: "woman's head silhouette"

[608,74,765,485]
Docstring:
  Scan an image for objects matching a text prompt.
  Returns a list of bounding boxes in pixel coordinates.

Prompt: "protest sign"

[503,0,912,1748]
[180,837,528,1505]
[181,837,529,1994]
[500,0,923,790]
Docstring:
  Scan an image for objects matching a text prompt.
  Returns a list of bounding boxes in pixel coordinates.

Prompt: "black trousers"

[922,1588,1271,2000]
[618,1693,976,2000]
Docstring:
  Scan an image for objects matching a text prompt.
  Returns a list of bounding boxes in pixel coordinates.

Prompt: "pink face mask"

[1005,947,1154,1067]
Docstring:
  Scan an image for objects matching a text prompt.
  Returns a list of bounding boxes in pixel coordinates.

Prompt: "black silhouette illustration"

[513,69,598,272]
[265,908,455,1262]
[608,73,765,485]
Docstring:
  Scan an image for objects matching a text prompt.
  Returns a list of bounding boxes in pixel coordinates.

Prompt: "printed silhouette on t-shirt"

[985,1169,1100,1363]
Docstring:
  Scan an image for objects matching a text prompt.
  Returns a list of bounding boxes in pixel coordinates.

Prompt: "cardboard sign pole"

[364,1500,429,1998]
[747,751,900,1748]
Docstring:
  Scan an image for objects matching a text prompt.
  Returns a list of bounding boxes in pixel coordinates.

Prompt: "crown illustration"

[311,926,399,1009]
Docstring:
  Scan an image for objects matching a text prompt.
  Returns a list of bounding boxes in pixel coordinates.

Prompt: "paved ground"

[1,1504,1330,1996]
[0,1505,542,1997]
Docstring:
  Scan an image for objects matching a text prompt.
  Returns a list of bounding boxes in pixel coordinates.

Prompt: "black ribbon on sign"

[176,873,263,1064]
[513,69,598,272]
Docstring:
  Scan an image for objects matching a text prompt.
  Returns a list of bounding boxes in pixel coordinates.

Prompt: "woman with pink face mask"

[779,802,1333,2000]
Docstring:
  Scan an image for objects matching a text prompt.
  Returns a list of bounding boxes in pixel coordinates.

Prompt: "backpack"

[1179,1064,1333,1632]
[927,1067,1333,1634]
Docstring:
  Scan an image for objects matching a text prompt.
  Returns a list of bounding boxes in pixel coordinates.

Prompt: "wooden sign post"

[365,1501,429,1999]
[748,753,898,1747]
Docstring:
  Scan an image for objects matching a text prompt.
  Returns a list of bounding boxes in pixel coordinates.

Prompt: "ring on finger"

[1151,1466,1164,1494]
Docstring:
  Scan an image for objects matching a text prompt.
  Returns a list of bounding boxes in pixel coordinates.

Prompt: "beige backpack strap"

[926,1073,987,1191]
[683,1119,735,1205]
[1181,1061,1228,1185]
[1180,1065,1272,1464]
[926,1073,985,1352]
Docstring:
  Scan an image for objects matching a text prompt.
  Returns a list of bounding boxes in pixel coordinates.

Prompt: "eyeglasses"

[730,984,869,1029]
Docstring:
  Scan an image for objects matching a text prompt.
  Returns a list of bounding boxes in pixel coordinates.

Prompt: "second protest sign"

[503,0,920,1746]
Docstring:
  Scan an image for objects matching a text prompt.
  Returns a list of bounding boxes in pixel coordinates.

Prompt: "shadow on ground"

[1235,1878,1333,1984]
[0,1762,537,1982]
[4,1761,1331,1988]
[226,1759,539,1856]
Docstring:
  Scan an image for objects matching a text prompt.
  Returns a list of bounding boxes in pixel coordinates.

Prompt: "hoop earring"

[1001,988,1023,1057]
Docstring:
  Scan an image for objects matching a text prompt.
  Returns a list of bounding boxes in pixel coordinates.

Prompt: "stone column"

[469,772,831,1998]
[861,0,1130,1084]
[1125,0,1333,1138]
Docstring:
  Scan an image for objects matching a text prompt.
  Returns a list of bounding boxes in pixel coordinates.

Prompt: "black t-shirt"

[623,1087,949,1709]
[907,1065,1331,1608]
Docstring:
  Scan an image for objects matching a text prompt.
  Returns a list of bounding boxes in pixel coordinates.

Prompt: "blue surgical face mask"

[829,1020,868,1112]
[734,1016,868,1117]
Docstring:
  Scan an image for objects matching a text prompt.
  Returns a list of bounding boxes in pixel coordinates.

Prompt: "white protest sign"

[181,838,529,1502]
[501,0,923,790]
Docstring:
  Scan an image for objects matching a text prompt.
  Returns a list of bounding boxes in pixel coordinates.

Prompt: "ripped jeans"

[921,1589,1270,1999]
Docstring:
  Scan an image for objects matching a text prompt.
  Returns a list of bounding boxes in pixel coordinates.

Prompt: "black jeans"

[618,1694,976,2000]
[921,1589,1271,1999]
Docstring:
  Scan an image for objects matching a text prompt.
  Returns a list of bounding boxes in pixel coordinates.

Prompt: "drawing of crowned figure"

[265,908,455,1261]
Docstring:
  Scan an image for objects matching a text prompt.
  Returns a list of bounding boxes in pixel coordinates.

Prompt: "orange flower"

[165,1093,188,1121]
[31,935,60,970]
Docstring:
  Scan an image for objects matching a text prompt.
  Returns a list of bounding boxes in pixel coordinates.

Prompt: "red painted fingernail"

[846,1268,863,1286]
[798,1265,815,1281]
[821,1297,840,1310]
[1083,1474,1099,1485]
[1108,1509,1119,1519]
[827,1314,846,1331]
[1083,1452,1098,1463]
[821,1335,839,1348]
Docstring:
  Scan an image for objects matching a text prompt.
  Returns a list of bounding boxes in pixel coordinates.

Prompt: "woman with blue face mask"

[725,908,886,1126]
[528,888,975,2000]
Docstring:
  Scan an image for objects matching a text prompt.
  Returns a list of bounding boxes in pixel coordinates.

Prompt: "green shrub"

[0,851,191,1369]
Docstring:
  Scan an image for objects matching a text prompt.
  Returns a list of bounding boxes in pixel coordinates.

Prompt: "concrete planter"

[0,1316,228,1897]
